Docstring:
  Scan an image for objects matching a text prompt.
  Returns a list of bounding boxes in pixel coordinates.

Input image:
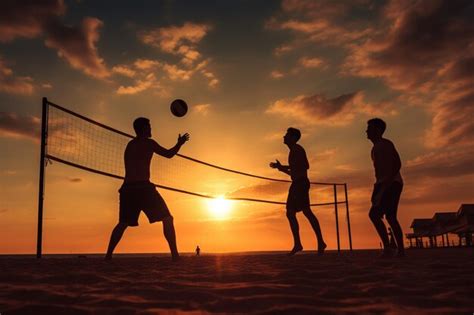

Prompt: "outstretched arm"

[152,133,190,158]
[269,159,291,176]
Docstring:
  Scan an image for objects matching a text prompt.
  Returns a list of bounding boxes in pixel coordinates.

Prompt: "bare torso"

[124,138,154,183]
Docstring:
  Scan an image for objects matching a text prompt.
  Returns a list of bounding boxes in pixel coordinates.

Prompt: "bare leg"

[386,215,405,256]
[369,208,391,256]
[302,208,327,254]
[286,212,303,255]
[105,222,128,260]
[162,216,179,261]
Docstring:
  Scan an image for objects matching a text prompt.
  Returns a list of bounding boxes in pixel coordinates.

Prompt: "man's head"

[284,127,301,145]
[366,118,386,141]
[133,117,151,138]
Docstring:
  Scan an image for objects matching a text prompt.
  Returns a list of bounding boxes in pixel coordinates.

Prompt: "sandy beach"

[1,249,473,314]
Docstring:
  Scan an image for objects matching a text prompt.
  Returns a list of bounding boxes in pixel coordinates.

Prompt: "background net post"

[334,184,340,252]
[344,183,353,251]
[36,97,48,259]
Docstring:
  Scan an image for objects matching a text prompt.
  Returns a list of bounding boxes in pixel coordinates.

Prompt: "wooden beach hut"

[406,204,474,248]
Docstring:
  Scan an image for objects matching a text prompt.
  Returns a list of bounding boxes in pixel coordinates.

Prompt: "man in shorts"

[270,127,326,255]
[366,118,404,257]
[105,117,189,261]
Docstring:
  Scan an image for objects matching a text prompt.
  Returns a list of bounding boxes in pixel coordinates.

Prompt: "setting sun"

[207,196,232,219]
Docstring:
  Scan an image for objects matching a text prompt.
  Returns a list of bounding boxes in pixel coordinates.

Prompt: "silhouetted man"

[105,117,189,261]
[366,118,404,257]
[196,245,200,256]
[270,127,326,255]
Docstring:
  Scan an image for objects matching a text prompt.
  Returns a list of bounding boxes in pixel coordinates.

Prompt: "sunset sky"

[1,0,473,254]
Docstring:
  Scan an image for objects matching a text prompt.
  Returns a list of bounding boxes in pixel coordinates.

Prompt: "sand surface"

[1,249,473,314]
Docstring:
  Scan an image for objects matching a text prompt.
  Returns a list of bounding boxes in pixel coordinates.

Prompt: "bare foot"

[287,245,303,256]
[318,242,327,255]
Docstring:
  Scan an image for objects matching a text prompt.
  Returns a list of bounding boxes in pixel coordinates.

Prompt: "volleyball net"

[36,97,353,257]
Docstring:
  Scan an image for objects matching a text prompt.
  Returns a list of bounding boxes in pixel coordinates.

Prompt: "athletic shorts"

[119,181,171,226]
[286,178,311,213]
[370,181,403,218]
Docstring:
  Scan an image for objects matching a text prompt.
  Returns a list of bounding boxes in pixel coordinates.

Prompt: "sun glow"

[208,196,232,219]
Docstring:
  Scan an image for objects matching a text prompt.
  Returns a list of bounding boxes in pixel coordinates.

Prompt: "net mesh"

[46,102,346,206]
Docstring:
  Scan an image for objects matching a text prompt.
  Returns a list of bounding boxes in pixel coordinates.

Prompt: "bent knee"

[369,208,381,221]
[302,208,315,217]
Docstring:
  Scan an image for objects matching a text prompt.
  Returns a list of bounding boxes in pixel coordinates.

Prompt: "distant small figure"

[270,127,327,256]
[366,118,405,258]
[196,245,200,256]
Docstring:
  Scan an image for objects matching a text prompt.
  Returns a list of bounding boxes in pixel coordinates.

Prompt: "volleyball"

[170,99,188,117]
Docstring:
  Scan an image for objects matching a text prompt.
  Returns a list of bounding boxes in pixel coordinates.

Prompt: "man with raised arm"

[105,117,189,261]
[270,127,327,255]
[366,118,404,258]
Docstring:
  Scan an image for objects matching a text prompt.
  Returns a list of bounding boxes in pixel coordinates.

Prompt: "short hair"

[367,118,386,134]
[133,117,149,134]
[287,127,301,142]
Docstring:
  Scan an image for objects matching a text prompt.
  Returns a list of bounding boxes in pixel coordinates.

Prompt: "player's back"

[124,138,154,183]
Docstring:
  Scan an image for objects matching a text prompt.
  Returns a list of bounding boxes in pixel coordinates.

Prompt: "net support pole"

[36,97,48,258]
[334,184,340,252]
[344,183,353,251]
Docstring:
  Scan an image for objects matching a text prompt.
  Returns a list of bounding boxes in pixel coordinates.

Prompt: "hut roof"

[410,219,432,229]
[457,204,474,217]
[432,212,457,224]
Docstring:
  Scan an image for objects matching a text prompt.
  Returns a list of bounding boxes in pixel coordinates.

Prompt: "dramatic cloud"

[267,0,376,53]
[0,1,109,79]
[116,73,157,95]
[342,0,474,148]
[0,0,65,42]
[45,17,109,79]
[266,91,364,125]
[405,147,474,179]
[139,23,218,88]
[133,59,161,70]
[163,64,193,81]
[0,112,40,141]
[139,22,211,56]
[112,65,136,78]
[0,58,35,95]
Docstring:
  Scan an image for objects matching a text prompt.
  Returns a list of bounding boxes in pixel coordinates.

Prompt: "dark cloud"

[267,0,378,53]
[0,209,8,214]
[0,0,65,42]
[405,147,474,179]
[0,0,109,79]
[0,57,34,94]
[45,17,109,78]
[265,91,394,126]
[68,178,82,183]
[0,112,40,141]
[343,0,474,148]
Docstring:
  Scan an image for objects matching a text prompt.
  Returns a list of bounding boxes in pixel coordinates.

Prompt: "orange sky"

[1,0,473,254]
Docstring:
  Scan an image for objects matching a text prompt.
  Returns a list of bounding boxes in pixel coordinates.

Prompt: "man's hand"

[178,133,190,146]
[269,159,282,170]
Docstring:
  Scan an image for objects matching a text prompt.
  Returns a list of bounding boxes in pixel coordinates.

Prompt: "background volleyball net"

[36,97,353,257]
